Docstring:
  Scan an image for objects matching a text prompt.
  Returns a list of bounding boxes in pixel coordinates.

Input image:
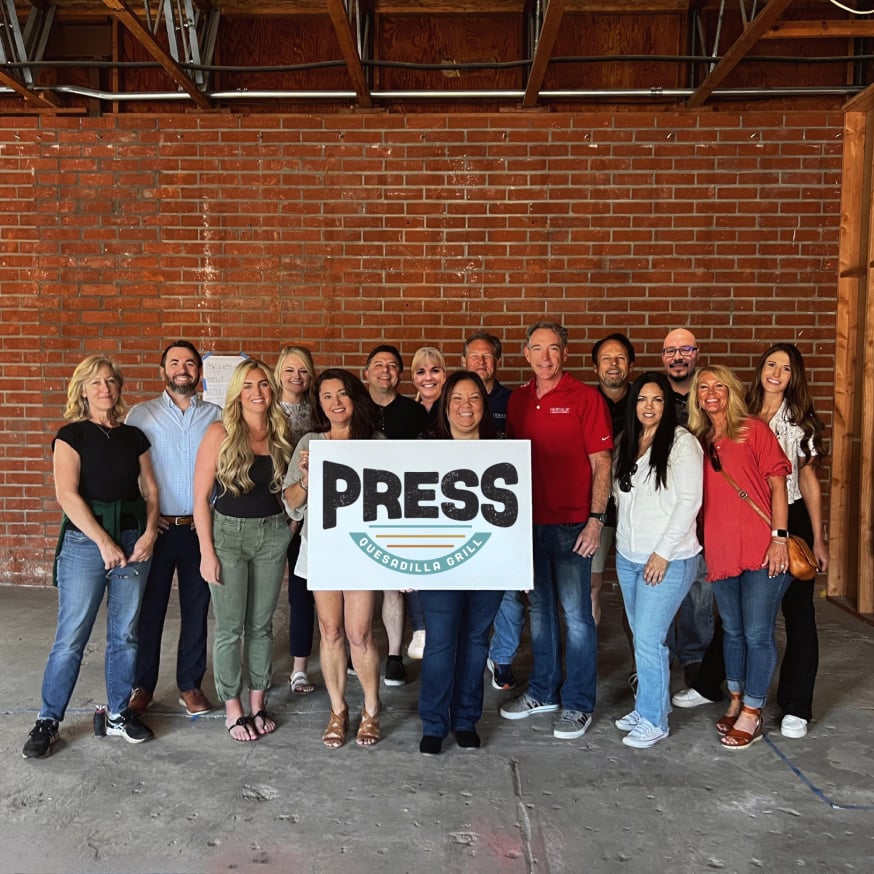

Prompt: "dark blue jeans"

[528,523,598,713]
[286,530,315,659]
[134,524,211,693]
[418,589,503,738]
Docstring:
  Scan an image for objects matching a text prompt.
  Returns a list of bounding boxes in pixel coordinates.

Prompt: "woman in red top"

[688,365,791,749]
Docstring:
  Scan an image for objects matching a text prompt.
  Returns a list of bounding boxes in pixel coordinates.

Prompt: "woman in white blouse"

[613,371,703,749]
[746,343,828,739]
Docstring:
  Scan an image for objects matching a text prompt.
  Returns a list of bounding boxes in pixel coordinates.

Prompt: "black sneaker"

[22,718,58,759]
[106,708,154,744]
[487,658,516,691]
[384,655,407,687]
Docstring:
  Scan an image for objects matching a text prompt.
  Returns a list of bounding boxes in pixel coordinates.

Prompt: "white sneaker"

[622,720,669,749]
[781,714,808,739]
[671,688,717,709]
[407,629,426,660]
[614,710,641,732]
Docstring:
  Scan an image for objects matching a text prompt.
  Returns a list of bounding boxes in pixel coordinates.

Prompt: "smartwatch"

[589,512,607,523]
[771,528,788,538]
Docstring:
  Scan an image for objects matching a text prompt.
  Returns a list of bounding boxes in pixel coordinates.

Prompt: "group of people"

[22,323,828,759]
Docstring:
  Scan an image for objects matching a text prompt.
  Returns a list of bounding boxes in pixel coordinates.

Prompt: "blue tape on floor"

[765,735,874,811]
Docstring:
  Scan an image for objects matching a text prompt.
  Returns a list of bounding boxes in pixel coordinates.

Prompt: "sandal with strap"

[227,715,258,742]
[251,709,276,736]
[720,705,763,750]
[356,706,381,747]
[289,671,315,695]
[322,707,349,749]
[716,692,744,736]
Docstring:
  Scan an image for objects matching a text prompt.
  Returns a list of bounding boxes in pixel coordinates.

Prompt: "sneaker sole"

[671,695,712,709]
[22,742,55,759]
[500,703,559,720]
[554,725,590,739]
[106,727,152,744]
[383,678,405,687]
[178,698,213,716]
[622,732,668,749]
[780,726,808,739]
[491,679,516,691]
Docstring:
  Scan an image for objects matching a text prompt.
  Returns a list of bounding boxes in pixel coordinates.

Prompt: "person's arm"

[798,461,829,571]
[572,449,611,556]
[128,449,160,563]
[282,438,309,515]
[193,422,224,585]
[53,439,128,570]
[763,474,789,577]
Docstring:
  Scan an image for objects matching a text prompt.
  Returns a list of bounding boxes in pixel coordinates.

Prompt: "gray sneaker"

[499,692,559,720]
[553,709,591,739]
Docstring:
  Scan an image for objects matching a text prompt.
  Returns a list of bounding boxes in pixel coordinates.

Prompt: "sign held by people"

[307,440,532,590]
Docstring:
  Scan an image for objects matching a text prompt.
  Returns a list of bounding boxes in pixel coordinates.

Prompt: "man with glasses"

[660,328,716,692]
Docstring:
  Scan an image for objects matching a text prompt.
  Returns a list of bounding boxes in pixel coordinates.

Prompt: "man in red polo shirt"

[499,321,613,739]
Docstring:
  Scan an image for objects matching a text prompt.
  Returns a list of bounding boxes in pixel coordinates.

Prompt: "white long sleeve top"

[614,427,704,563]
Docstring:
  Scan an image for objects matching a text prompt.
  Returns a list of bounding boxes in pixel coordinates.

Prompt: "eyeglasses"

[106,567,140,580]
[618,464,638,493]
[708,443,721,472]
[662,345,698,358]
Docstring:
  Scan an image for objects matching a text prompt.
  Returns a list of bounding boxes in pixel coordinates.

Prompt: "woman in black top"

[22,355,159,759]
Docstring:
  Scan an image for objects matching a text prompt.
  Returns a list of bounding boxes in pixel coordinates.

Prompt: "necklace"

[90,420,115,439]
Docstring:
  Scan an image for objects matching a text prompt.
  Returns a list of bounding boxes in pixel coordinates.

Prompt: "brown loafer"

[128,687,153,717]
[179,688,213,716]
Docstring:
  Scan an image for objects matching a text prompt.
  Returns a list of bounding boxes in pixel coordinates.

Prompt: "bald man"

[660,327,699,425]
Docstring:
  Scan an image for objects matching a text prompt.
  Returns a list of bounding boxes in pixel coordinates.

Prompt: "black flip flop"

[226,715,257,742]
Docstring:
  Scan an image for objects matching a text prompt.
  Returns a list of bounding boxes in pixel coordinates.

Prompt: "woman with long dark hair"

[688,365,791,749]
[747,343,828,738]
[283,368,384,748]
[612,371,703,748]
[417,370,502,755]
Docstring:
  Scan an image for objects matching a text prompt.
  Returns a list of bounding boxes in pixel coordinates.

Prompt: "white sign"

[307,439,532,591]
[201,353,249,407]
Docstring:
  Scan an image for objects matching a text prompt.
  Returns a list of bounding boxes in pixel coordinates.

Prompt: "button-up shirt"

[126,391,221,516]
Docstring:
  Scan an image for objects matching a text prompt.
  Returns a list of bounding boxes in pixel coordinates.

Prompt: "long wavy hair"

[217,359,291,496]
[411,346,447,404]
[688,365,750,442]
[614,371,677,491]
[64,355,126,423]
[274,344,317,408]
[746,343,827,469]
[312,368,379,439]
[429,370,498,440]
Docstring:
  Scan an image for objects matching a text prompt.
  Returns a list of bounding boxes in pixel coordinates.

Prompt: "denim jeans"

[418,589,503,737]
[617,552,698,731]
[528,523,597,712]
[712,567,791,708]
[209,512,291,702]
[488,590,525,664]
[668,554,714,666]
[40,528,150,721]
[405,590,427,633]
[134,524,211,693]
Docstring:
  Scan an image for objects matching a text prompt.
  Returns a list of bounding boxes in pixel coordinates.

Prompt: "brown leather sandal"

[716,692,744,736]
[720,705,763,749]
[322,707,349,749]
[355,706,381,747]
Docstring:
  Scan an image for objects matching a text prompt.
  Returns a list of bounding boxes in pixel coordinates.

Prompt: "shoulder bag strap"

[717,467,772,529]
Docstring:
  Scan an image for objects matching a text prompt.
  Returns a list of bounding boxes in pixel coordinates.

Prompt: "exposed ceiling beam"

[0,68,63,107]
[761,20,874,40]
[523,0,566,109]
[687,0,792,109]
[326,0,372,108]
[101,0,212,108]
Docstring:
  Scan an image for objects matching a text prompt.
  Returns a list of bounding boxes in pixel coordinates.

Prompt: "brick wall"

[0,110,842,584]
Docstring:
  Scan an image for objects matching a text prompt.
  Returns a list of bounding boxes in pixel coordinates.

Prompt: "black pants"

[287,530,315,659]
[134,524,211,693]
[693,499,819,718]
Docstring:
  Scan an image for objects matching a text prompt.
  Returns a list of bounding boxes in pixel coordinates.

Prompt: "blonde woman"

[275,345,318,695]
[194,359,293,742]
[23,355,160,758]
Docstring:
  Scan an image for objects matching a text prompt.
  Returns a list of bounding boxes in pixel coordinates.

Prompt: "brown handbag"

[717,468,819,581]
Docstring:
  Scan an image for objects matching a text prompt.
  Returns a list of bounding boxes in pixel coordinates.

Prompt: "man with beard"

[660,328,715,688]
[126,342,221,716]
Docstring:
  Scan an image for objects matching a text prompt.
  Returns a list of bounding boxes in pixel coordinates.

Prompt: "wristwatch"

[771,528,788,538]
[589,512,607,523]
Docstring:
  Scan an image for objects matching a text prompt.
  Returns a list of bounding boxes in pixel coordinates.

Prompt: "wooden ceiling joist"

[761,20,874,40]
[687,0,793,109]
[0,68,63,107]
[326,0,372,108]
[101,0,212,109]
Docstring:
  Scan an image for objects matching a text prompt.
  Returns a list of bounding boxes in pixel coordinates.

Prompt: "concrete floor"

[1,584,873,874]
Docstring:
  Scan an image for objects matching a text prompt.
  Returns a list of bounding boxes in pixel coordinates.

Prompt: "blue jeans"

[40,529,150,721]
[669,554,714,666]
[405,590,426,633]
[528,523,597,712]
[617,552,698,731]
[488,590,525,664]
[418,589,503,737]
[134,524,211,693]
[712,568,791,708]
